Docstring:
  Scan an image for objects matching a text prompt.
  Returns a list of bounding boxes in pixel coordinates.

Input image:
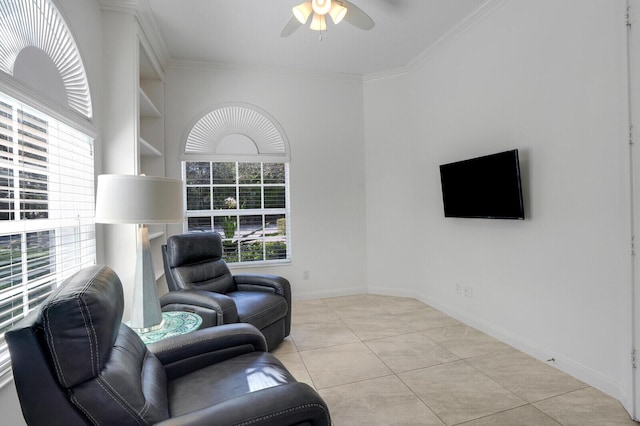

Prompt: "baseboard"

[293,285,368,301]
[366,286,420,299]
[367,285,632,416]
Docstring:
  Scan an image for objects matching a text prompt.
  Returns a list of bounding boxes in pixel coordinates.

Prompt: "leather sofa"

[160,232,291,349]
[6,265,330,426]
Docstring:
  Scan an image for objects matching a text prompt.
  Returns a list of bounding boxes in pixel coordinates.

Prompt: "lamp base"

[131,319,165,334]
[129,224,164,330]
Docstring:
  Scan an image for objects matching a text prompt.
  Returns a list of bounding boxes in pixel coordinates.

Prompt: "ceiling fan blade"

[340,0,375,30]
[281,15,303,37]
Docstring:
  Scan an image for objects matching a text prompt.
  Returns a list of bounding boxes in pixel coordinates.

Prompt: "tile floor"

[272,294,637,426]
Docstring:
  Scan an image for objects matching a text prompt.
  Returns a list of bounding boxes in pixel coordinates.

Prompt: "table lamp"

[95,174,184,331]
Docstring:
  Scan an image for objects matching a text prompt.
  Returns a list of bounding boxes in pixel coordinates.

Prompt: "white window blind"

[0,0,92,118]
[184,161,290,265]
[0,91,95,386]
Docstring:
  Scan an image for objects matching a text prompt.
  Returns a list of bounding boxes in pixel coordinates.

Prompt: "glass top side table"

[129,311,202,344]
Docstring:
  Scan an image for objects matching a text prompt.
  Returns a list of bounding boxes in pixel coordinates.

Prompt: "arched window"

[183,102,289,162]
[0,0,95,386]
[0,0,93,118]
[182,103,291,265]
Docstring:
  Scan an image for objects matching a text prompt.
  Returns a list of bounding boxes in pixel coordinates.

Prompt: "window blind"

[184,161,290,264]
[0,0,93,118]
[0,92,95,386]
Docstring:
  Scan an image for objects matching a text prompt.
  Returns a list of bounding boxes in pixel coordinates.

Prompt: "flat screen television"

[439,149,525,220]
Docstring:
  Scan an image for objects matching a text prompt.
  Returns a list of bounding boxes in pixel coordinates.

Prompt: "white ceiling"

[145,0,484,76]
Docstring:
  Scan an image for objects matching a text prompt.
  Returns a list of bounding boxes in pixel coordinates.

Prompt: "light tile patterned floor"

[272,294,636,426]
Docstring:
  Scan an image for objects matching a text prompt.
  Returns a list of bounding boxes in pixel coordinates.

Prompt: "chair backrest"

[164,232,236,294]
[6,265,169,425]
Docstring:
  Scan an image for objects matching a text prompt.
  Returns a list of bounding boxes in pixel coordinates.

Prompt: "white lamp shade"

[310,13,326,31]
[329,2,347,24]
[95,174,184,224]
[293,2,313,24]
[311,0,331,15]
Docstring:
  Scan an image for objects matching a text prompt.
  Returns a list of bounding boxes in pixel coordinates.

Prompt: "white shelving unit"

[139,86,161,118]
[138,41,167,285]
[101,7,172,319]
[139,137,162,157]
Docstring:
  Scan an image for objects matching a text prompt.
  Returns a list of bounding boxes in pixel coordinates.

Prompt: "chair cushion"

[71,325,169,424]
[35,265,170,424]
[167,352,294,417]
[39,265,123,387]
[167,232,237,293]
[166,232,224,266]
[228,291,288,331]
[173,259,236,293]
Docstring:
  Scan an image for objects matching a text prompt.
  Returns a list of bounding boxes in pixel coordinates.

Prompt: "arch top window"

[183,104,291,265]
[183,103,290,163]
[0,0,95,387]
[0,0,93,118]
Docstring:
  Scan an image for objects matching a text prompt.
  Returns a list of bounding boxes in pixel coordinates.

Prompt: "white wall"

[365,0,633,413]
[164,65,368,300]
[3,0,636,421]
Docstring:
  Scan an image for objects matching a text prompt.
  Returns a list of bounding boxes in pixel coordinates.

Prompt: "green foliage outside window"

[184,161,289,264]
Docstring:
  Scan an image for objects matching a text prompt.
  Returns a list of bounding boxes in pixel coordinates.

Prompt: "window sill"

[228,259,291,270]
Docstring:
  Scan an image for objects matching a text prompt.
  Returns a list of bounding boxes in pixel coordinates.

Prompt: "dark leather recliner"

[160,232,291,350]
[6,265,330,426]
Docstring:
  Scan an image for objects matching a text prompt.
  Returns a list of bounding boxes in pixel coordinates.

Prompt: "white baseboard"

[367,285,632,417]
[292,285,367,302]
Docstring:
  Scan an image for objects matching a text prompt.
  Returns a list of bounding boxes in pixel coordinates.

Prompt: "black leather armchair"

[6,265,330,426]
[160,232,291,350]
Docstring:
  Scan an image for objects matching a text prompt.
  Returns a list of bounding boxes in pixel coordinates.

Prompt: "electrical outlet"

[455,283,462,295]
[464,286,473,298]
[303,270,310,280]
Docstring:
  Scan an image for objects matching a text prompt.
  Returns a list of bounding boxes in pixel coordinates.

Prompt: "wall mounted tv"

[439,149,525,220]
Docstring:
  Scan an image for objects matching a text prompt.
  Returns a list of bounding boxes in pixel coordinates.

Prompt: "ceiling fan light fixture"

[311,0,332,16]
[293,2,313,24]
[309,13,326,31]
[329,3,347,24]
[281,0,374,37]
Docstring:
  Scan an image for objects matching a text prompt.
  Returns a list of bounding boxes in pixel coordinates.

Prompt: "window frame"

[183,160,291,266]
[0,89,96,388]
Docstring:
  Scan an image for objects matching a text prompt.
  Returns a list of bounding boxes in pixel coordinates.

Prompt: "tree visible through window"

[184,161,290,264]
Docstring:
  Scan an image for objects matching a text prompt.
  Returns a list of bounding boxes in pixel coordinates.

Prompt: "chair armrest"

[235,274,292,337]
[155,382,331,426]
[160,289,239,326]
[234,274,291,298]
[149,323,267,379]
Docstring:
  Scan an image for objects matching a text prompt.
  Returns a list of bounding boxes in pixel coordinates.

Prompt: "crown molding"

[167,59,364,83]
[135,0,170,68]
[99,0,170,72]
[101,0,506,84]
[99,0,137,13]
[364,0,508,83]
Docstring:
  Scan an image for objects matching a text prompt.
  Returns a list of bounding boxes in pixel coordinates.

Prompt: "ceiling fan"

[281,0,375,37]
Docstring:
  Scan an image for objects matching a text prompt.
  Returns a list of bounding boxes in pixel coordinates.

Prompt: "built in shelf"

[139,137,162,157]
[139,87,161,118]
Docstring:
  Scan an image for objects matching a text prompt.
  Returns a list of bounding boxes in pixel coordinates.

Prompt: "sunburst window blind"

[184,161,290,264]
[0,91,95,386]
[0,0,92,118]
